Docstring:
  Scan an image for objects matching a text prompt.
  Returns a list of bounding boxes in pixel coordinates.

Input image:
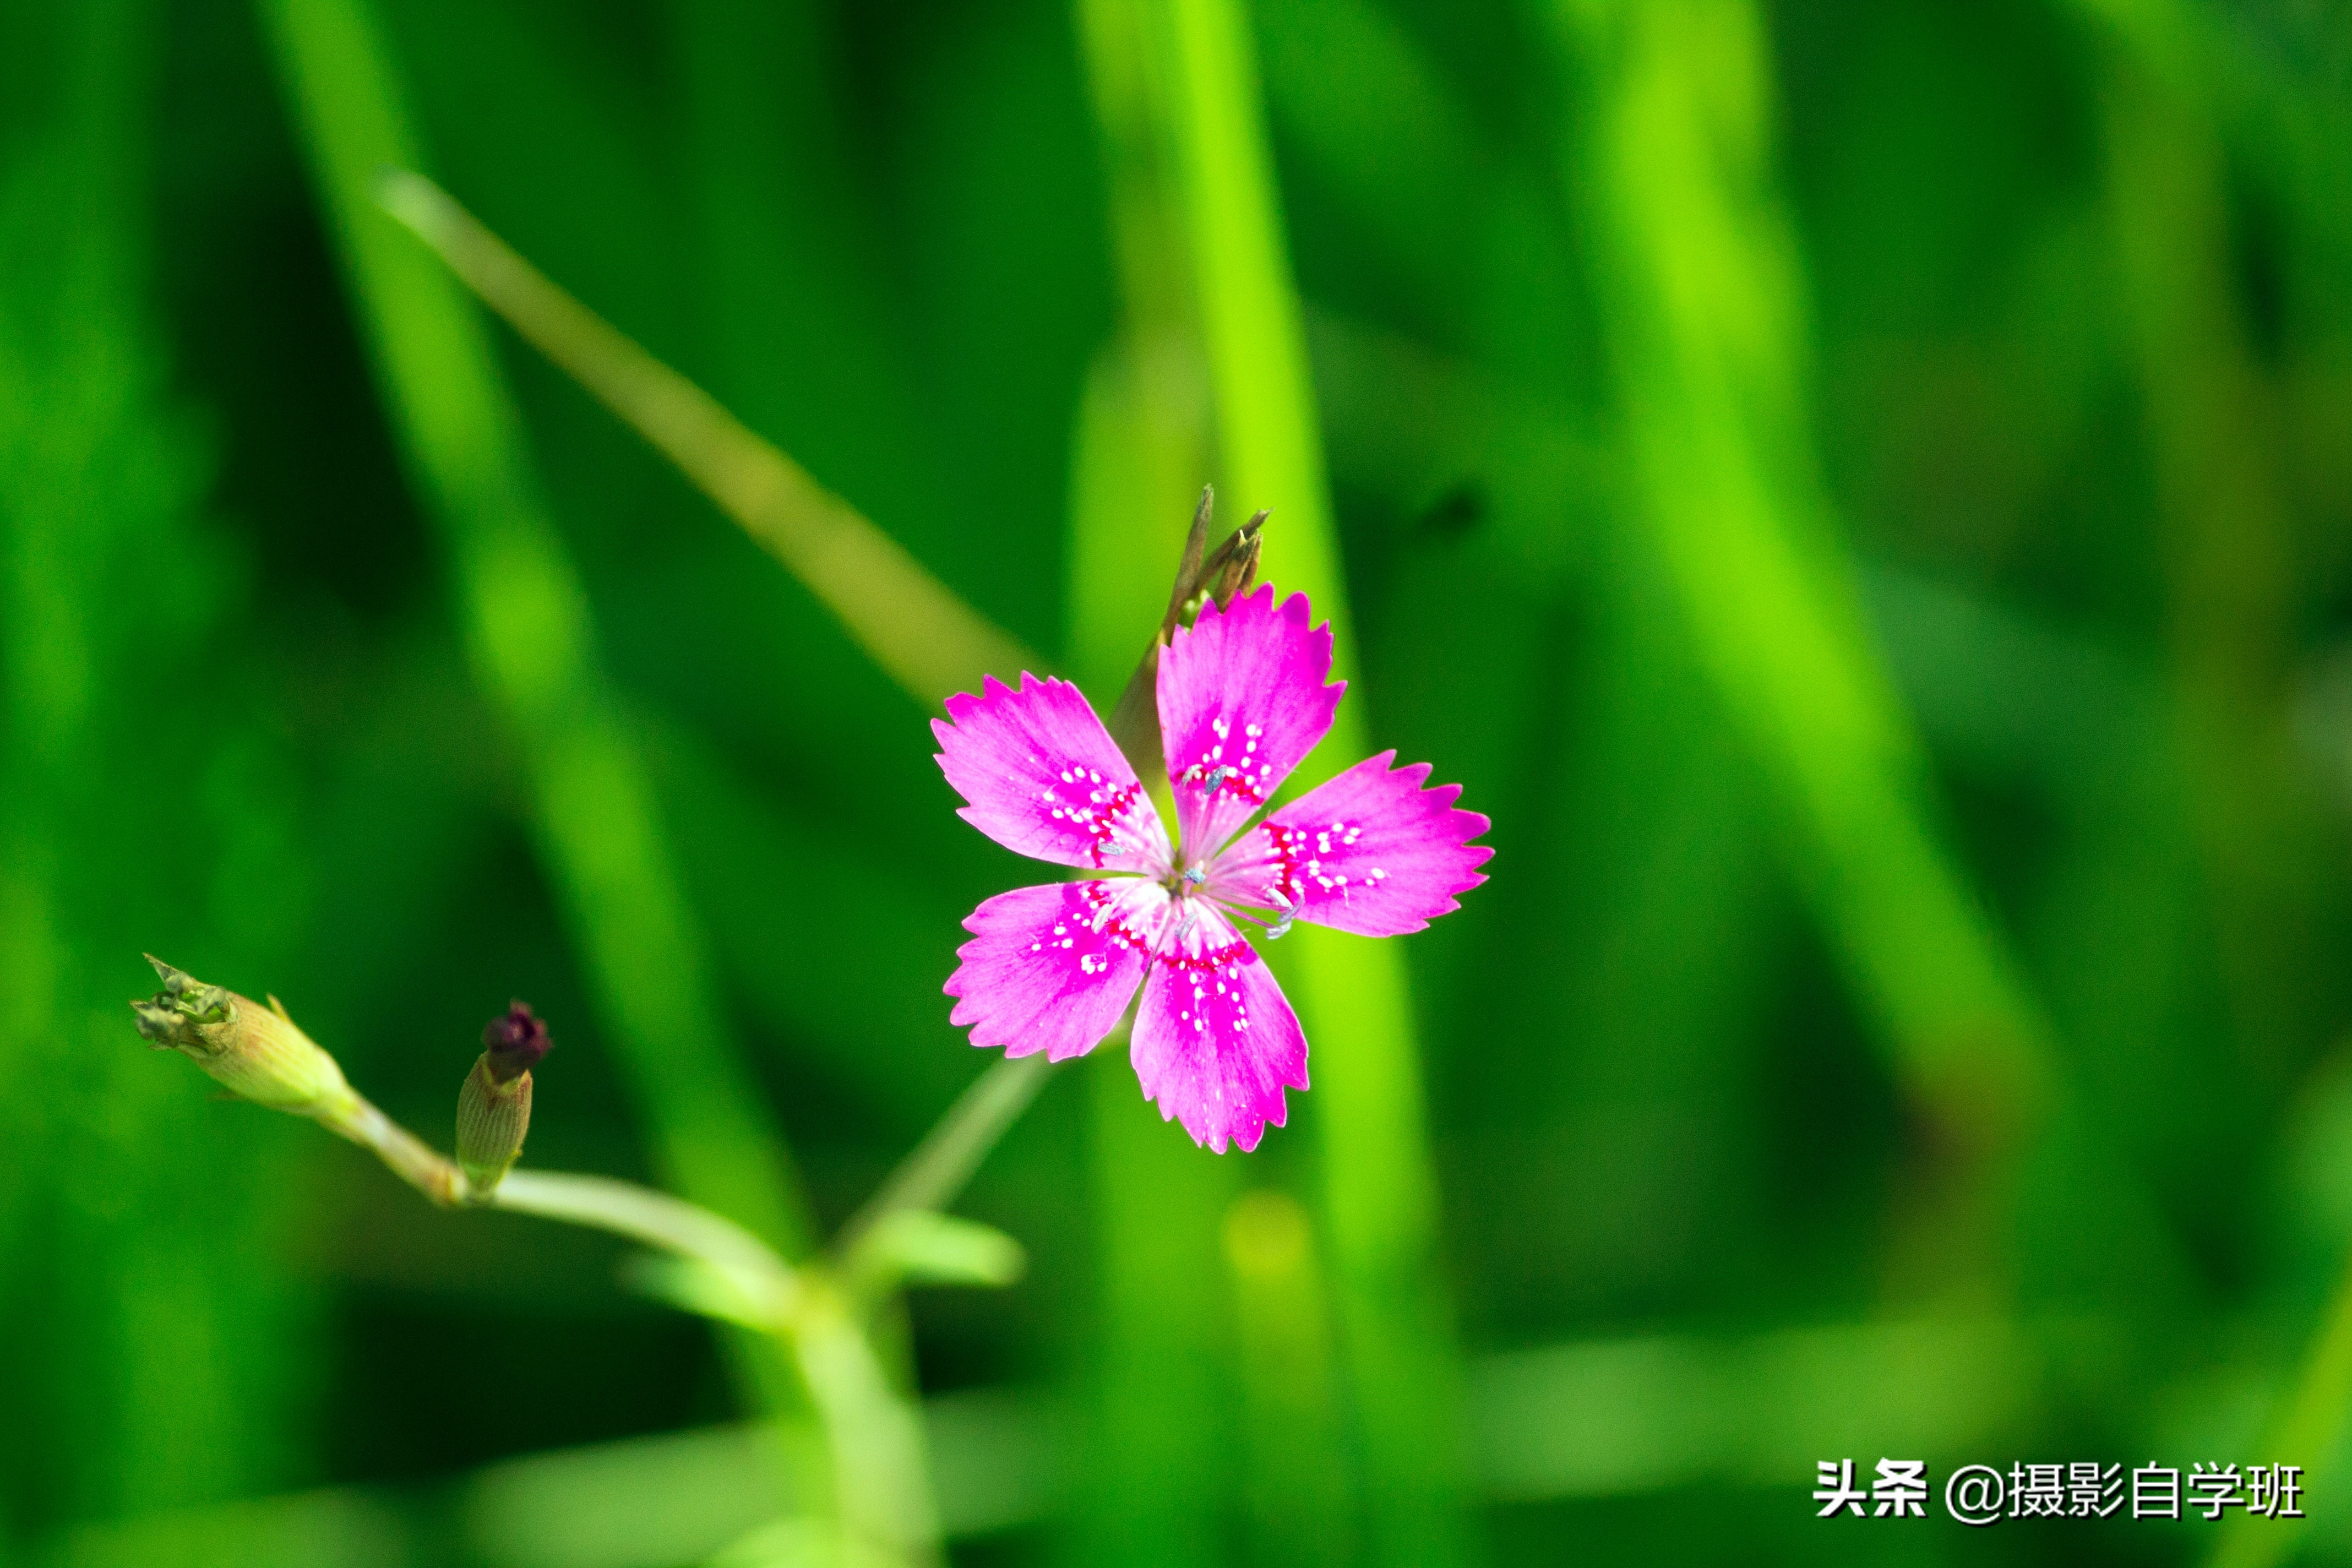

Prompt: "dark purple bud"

[482,1000,552,1085]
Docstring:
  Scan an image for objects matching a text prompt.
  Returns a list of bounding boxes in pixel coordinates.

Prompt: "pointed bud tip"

[134,957,236,1038]
[483,1000,552,1085]
[131,998,183,1046]
[129,958,355,1115]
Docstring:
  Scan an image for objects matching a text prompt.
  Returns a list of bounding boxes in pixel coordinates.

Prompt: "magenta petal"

[934,673,1172,873]
[946,880,1168,1061]
[1211,750,1492,937]
[1129,905,1308,1153]
[1156,584,1343,863]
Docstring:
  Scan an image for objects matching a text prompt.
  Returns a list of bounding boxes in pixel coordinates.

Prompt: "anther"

[1264,890,1296,940]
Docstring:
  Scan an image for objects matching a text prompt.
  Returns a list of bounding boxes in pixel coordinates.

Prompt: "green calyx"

[129,956,357,1119]
[456,1052,533,1200]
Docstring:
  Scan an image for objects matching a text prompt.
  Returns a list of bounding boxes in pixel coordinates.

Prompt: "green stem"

[1142,1,1476,1559]
[317,995,1056,1568]
[836,1053,1057,1277]
[492,1170,798,1320]
[791,1285,945,1567]
[325,1078,945,1565]
[326,1085,799,1317]
[375,171,1038,710]
[331,1097,462,1208]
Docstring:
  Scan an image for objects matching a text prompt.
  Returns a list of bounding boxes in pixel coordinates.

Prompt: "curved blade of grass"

[256,0,812,1262]
[1543,0,2204,1322]
[2097,26,2313,1126]
[375,171,1039,711]
[1548,0,2058,1140]
[1066,347,1241,1566]
[1260,0,2073,1173]
[0,0,312,1521]
[1148,0,1476,1559]
[1064,2,1245,1558]
[2092,32,2343,1568]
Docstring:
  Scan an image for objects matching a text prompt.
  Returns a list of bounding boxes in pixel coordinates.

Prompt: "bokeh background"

[7,0,2352,1564]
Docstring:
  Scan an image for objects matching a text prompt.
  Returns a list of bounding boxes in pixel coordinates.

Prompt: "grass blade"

[375,172,1039,710]
[1148,0,1476,1558]
[1064,2,1242,1556]
[255,0,813,1261]
[1065,345,1239,1564]
[1542,0,2209,1337]
[0,0,310,1523]
[1548,0,2057,1145]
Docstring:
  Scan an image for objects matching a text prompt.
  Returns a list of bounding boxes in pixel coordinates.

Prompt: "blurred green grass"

[8,0,2352,1564]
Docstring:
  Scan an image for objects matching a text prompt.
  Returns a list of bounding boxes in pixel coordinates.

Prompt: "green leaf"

[851,1211,1026,1293]
[618,1253,780,1332]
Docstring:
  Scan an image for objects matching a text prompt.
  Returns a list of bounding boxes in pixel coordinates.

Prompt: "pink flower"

[933,585,1491,1152]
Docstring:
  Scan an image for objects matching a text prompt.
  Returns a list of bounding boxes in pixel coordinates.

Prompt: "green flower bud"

[456,1002,550,1199]
[1108,488,1268,776]
[456,1053,532,1198]
[131,956,358,1123]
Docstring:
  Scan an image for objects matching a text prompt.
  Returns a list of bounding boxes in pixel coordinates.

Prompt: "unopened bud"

[1154,487,1267,640]
[1184,506,1266,628]
[1108,488,1271,774]
[458,1001,549,1198]
[456,1055,532,1198]
[132,956,358,1123]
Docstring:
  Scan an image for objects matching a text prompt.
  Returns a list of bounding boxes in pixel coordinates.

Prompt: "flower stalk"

[129,962,1076,1566]
[375,169,1036,712]
[835,1049,1056,1294]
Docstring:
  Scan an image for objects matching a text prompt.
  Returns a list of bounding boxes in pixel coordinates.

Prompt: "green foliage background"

[5,0,2352,1564]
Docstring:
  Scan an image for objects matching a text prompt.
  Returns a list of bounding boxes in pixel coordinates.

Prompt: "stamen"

[1223,891,1297,941]
[1263,889,1296,939]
